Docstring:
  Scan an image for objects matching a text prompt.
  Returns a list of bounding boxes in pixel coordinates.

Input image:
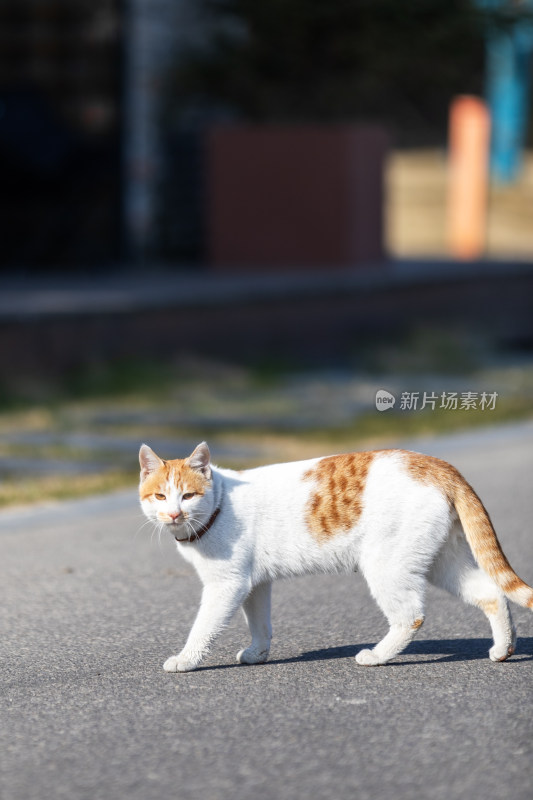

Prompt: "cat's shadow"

[268,636,533,667]
[197,636,533,671]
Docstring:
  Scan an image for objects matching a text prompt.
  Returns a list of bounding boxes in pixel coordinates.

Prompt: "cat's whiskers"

[133,516,154,542]
[184,515,201,541]
[157,520,165,549]
[150,521,159,546]
[183,514,207,541]
[146,517,164,548]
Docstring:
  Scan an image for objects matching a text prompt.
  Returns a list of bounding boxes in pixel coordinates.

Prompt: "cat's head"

[139,442,214,539]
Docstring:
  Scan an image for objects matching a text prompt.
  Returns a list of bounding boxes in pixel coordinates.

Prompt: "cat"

[139,441,533,672]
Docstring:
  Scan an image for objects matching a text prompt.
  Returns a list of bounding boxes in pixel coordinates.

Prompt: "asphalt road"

[1,422,533,800]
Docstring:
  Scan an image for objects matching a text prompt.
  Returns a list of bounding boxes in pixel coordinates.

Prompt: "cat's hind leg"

[356,569,427,666]
[429,529,516,662]
[237,581,272,665]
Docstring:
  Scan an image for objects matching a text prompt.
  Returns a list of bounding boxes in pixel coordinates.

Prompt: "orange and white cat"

[139,442,532,672]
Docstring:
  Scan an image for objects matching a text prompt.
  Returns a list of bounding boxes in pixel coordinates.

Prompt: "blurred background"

[1,0,533,506]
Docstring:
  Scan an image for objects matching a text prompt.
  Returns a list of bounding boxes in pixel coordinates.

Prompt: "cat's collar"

[176,506,221,544]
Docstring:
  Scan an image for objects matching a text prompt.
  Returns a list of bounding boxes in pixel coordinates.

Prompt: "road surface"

[1,422,532,800]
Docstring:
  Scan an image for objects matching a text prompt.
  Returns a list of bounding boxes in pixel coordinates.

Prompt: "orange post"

[447,96,491,260]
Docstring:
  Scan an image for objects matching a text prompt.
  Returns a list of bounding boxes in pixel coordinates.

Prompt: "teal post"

[485,1,533,182]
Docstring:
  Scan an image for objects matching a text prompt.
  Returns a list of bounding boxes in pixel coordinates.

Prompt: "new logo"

[375,389,396,412]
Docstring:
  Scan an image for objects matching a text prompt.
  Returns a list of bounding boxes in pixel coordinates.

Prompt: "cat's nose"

[168,512,181,522]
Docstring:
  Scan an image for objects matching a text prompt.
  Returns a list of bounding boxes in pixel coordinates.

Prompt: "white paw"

[489,643,515,662]
[355,648,382,666]
[236,646,270,665]
[163,653,199,673]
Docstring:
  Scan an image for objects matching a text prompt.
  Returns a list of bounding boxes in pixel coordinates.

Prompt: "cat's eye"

[154,493,166,500]
[182,492,196,501]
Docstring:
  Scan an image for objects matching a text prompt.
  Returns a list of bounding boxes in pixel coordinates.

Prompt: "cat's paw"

[163,655,181,672]
[355,648,382,666]
[489,628,517,662]
[163,653,199,673]
[236,646,270,665]
[489,643,515,662]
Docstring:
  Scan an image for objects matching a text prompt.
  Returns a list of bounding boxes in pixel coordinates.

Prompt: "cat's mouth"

[157,516,185,531]
[158,517,190,541]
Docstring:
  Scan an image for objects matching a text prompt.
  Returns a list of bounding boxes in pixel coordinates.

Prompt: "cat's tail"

[453,477,533,608]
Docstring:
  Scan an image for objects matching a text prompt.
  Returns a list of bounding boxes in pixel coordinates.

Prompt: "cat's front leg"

[237,582,272,665]
[164,580,248,673]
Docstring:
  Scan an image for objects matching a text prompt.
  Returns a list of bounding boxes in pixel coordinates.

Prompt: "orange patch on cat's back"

[140,459,209,500]
[303,452,377,541]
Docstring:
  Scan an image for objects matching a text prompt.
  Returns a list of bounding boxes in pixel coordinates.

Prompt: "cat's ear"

[187,441,211,480]
[139,444,164,482]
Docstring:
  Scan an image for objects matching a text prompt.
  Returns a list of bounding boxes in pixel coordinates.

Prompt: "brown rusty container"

[207,125,388,271]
